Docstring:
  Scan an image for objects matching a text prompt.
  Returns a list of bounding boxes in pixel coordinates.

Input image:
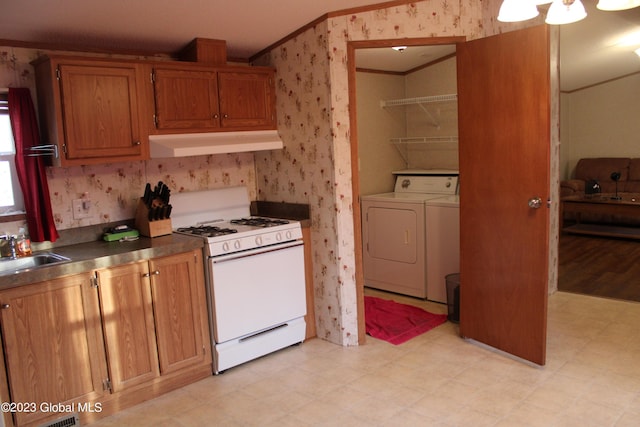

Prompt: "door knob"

[528,197,543,209]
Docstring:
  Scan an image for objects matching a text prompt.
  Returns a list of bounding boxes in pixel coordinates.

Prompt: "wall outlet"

[72,198,92,219]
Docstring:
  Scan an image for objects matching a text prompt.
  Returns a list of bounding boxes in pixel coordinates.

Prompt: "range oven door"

[209,240,306,343]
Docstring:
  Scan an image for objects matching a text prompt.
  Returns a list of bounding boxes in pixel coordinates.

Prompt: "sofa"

[561,157,640,226]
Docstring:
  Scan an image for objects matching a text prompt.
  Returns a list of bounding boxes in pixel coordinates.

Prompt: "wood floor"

[558,232,640,302]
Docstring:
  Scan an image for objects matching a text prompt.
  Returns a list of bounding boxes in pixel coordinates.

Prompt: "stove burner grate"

[230,217,290,227]
[177,226,238,237]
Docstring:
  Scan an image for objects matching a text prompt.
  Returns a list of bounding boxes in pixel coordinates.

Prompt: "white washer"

[361,172,459,300]
[425,194,460,303]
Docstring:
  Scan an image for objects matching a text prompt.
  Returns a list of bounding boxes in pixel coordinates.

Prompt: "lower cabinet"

[0,249,212,427]
[0,273,107,427]
[96,260,161,392]
[148,252,207,374]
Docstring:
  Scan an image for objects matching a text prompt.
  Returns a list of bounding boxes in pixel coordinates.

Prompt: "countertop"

[0,233,203,290]
[1,199,311,290]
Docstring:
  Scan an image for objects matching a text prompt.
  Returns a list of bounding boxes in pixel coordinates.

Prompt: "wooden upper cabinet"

[31,54,278,165]
[218,69,275,129]
[152,68,220,130]
[0,273,107,427]
[32,56,149,166]
[149,64,276,134]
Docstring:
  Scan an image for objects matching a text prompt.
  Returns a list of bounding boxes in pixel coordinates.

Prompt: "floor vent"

[39,413,80,427]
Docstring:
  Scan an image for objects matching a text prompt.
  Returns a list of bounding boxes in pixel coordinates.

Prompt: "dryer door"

[361,199,426,298]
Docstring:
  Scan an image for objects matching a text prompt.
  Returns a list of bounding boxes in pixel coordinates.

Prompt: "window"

[0,92,25,216]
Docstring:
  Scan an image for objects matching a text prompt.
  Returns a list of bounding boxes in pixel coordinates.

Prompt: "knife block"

[134,198,172,238]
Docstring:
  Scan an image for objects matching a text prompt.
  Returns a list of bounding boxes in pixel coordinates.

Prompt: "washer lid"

[394,175,459,195]
[361,192,450,203]
[425,195,460,207]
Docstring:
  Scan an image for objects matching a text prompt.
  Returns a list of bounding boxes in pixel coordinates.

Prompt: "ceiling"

[1,0,639,91]
[560,1,640,91]
[0,0,381,58]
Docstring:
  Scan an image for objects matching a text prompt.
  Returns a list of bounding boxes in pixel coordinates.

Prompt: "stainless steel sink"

[0,253,71,275]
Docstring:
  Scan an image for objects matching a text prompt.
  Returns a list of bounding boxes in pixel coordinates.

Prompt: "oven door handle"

[211,240,304,263]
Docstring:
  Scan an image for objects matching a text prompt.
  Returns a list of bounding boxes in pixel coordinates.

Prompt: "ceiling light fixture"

[545,0,587,25]
[497,0,639,24]
[392,46,407,52]
[497,0,540,22]
[635,47,640,57]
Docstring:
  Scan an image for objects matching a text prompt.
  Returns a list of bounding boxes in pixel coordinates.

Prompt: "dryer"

[361,171,459,300]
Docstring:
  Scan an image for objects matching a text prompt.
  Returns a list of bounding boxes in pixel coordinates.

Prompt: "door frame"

[347,37,466,343]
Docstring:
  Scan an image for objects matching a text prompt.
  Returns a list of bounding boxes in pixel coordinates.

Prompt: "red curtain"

[8,88,59,242]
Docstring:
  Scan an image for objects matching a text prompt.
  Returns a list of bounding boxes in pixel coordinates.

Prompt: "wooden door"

[96,261,160,391]
[457,25,550,365]
[218,70,276,129]
[0,274,107,426]
[152,68,220,130]
[149,250,210,374]
[58,63,143,160]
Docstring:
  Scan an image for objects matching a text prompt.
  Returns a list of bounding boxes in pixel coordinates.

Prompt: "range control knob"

[286,231,293,240]
[234,240,241,250]
[276,232,282,242]
[255,236,263,246]
[222,242,230,252]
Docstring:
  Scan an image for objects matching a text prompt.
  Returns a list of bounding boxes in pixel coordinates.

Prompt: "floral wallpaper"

[47,155,256,229]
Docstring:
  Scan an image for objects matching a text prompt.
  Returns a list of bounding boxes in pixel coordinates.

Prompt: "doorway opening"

[347,37,463,343]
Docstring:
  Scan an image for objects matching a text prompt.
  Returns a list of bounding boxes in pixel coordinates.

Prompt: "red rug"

[364,296,447,345]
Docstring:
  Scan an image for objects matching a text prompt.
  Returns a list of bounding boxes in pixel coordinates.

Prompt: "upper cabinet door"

[457,25,550,366]
[149,65,276,133]
[57,62,146,163]
[152,68,220,130]
[218,70,276,130]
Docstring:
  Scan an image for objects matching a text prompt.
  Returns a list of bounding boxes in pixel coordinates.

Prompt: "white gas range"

[171,186,306,374]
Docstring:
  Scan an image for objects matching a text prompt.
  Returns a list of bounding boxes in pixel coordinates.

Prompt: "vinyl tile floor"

[88,290,640,426]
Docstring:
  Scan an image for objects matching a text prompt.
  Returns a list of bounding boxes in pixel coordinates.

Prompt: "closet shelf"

[382,94,457,128]
[391,136,458,144]
[380,94,457,108]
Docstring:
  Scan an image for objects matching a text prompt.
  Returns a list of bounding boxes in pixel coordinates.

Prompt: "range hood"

[149,130,283,158]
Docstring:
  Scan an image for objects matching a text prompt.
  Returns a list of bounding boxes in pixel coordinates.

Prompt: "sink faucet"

[7,236,17,260]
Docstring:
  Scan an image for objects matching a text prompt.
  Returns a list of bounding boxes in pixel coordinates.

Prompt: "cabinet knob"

[1,304,10,309]
[213,114,219,119]
[134,141,141,146]
[223,114,228,118]
[142,270,160,278]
